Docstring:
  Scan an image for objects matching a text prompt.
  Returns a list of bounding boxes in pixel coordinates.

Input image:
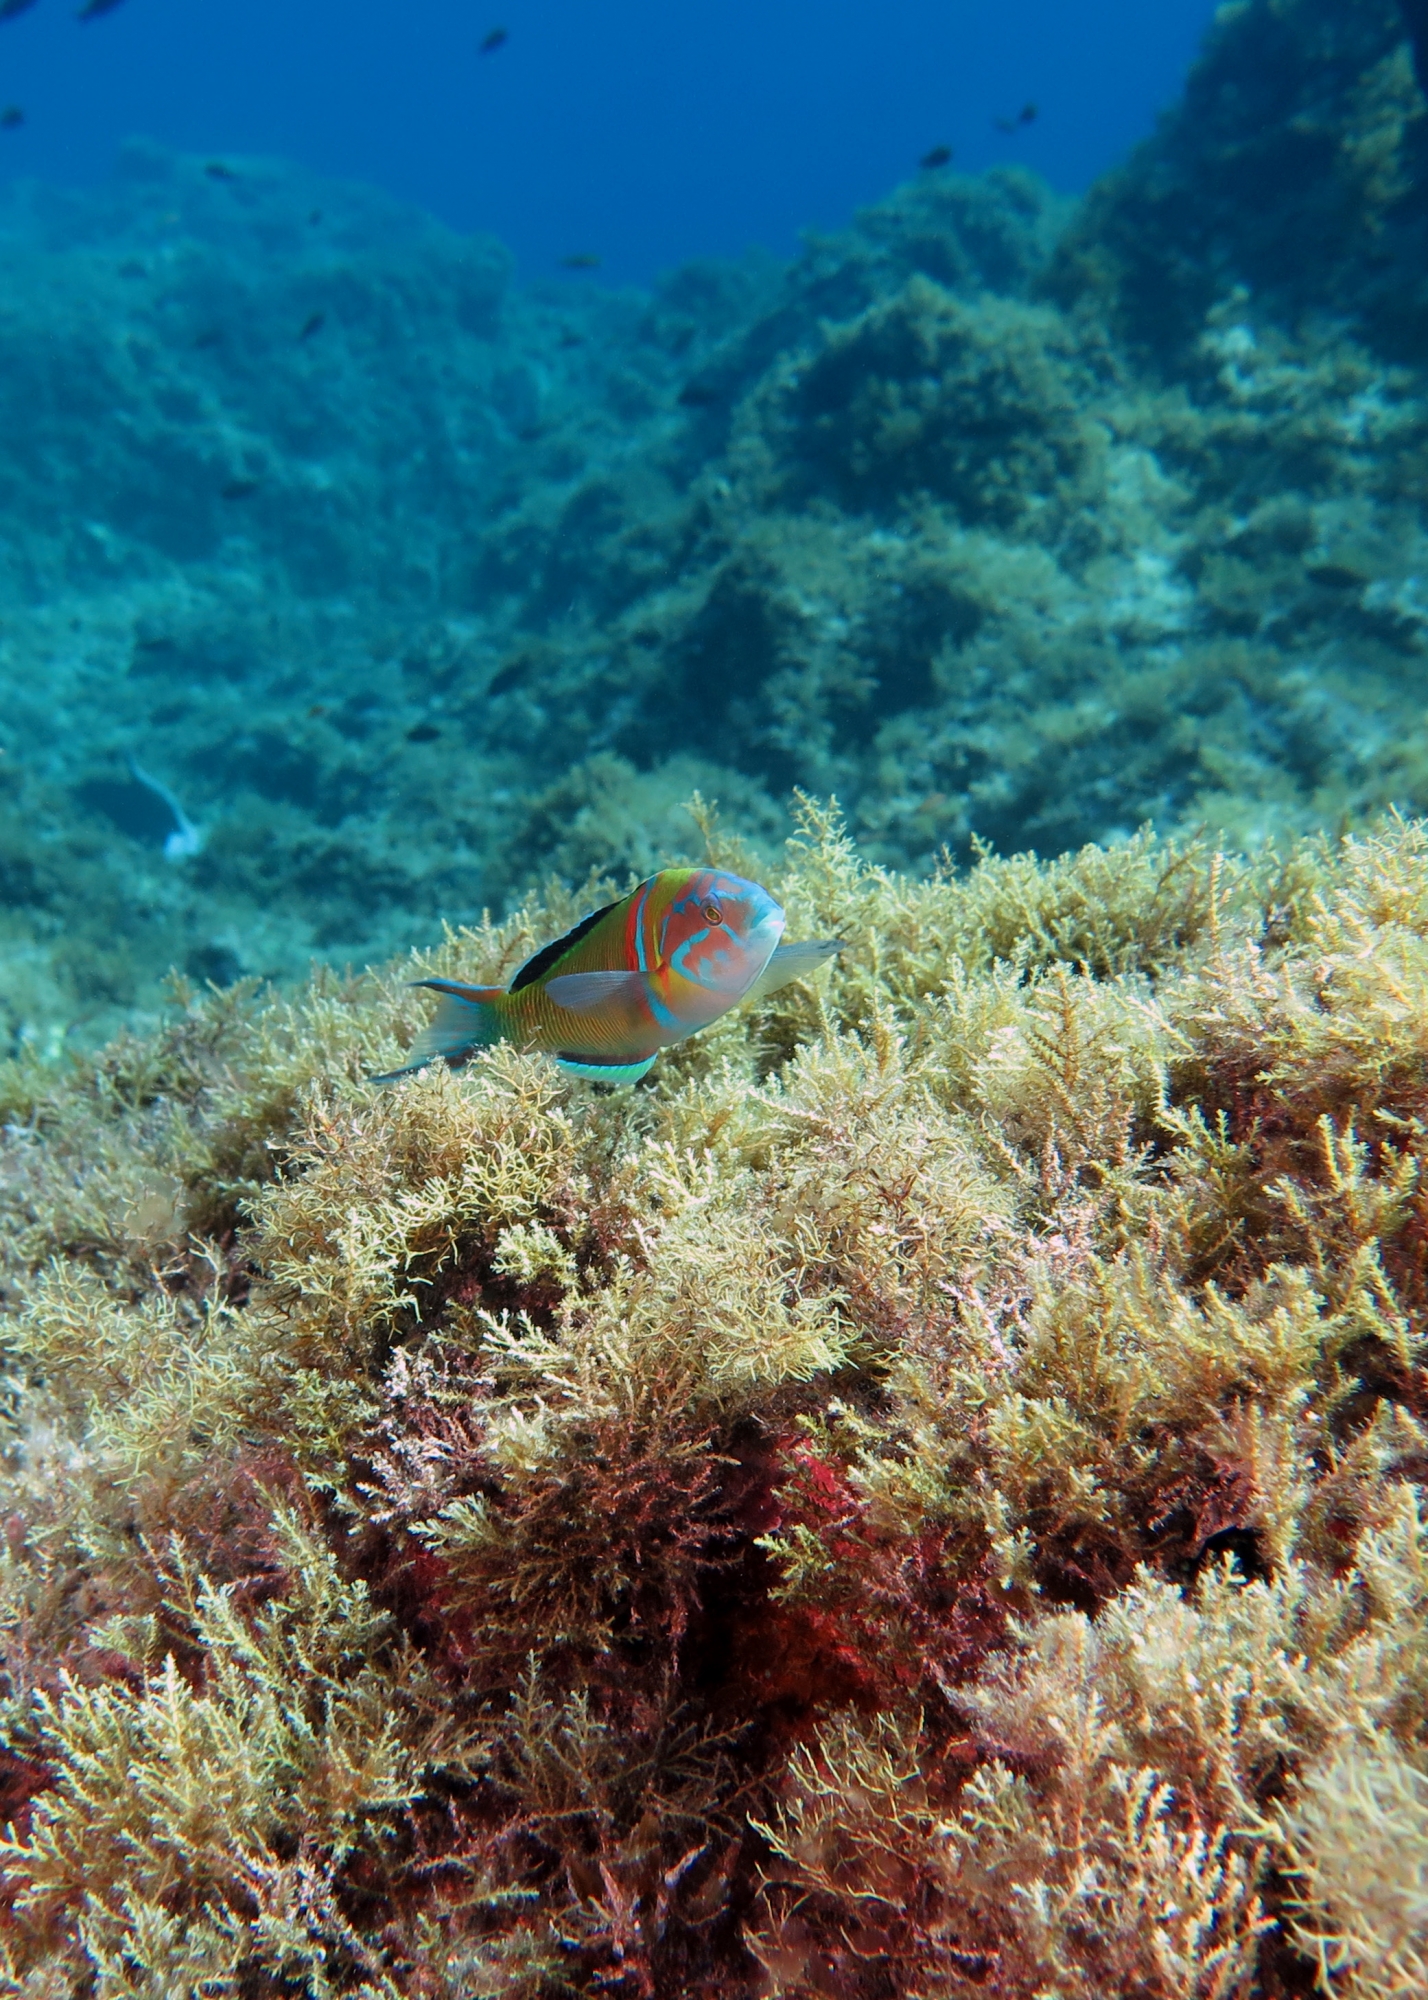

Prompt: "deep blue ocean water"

[0,0,1218,283]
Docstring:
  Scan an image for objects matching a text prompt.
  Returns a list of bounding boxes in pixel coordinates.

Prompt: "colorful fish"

[375,867,842,1086]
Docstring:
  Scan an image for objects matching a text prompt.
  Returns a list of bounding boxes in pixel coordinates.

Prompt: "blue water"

[0,0,1217,284]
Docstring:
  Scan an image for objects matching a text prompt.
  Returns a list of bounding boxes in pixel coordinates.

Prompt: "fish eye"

[702,900,724,925]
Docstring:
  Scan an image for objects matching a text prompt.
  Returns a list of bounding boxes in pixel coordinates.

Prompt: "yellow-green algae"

[1,802,1428,1994]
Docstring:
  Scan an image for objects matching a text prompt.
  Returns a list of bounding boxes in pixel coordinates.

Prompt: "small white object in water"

[128,757,204,861]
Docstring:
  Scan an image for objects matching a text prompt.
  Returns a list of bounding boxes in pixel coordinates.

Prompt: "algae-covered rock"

[7,0,1428,1075]
[763,278,1097,525]
[0,806,1426,1994]
[10,11,1428,1979]
[1048,0,1428,361]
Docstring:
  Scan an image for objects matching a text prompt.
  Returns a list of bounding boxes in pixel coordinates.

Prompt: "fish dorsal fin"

[508,897,622,993]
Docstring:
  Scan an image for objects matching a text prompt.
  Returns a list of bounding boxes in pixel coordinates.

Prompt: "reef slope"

[5,0,1428,1052]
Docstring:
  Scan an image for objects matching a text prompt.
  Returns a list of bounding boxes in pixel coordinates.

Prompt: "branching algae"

[1,800,1428,1994]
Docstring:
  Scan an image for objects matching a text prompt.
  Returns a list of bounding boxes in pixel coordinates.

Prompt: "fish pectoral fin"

[543,969,652,1011]
[741,938,845,1006]
[370,978,503,1081]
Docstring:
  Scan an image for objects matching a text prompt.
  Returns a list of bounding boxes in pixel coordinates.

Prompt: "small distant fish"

[76,0,128,18]
[0,0,39,20]
[480,25,507,53]
[220,476,260,501]
[994,102,1038,134]
[919,144,952,169]
[297,310,326,342]
[205,160,238,181]
[0,105,22,130]
[128,758,203,862]
[373,868,843,1085]
[560,252,601,270]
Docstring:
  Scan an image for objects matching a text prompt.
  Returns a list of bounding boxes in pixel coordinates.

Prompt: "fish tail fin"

[370,979,505,1082]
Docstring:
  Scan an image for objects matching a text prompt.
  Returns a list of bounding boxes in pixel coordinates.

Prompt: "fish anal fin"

[555,1053,657,1085]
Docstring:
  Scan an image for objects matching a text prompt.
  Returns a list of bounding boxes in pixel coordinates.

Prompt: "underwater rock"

[8,26,1428,1053]
[767,277,1095,526]
[1048,0,1428,362]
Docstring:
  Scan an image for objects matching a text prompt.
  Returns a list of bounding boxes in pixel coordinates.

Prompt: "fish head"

[655,868,785,997]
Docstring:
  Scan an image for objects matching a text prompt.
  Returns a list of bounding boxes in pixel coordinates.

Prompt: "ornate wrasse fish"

[374,867,842,1085]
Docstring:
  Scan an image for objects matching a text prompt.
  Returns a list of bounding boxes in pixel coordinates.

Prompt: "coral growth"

[1,800,1428,1992]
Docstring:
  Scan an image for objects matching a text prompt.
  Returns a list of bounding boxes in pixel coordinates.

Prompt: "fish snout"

[733,879,785,945]
[746,894,785,937]
[742,903,786,971]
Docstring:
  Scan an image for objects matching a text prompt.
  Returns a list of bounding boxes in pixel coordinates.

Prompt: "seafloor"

[3,0,1428,1995]
[1,0,1427,1055]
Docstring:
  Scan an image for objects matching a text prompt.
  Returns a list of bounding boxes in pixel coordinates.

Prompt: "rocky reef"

[4,0,1428,1056]
[6,1,1428,1992]
[2,803,1428,1994]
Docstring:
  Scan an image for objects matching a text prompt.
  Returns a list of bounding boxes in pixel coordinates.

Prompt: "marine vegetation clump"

[761,277,1100,526]
[4,798,1428,1993]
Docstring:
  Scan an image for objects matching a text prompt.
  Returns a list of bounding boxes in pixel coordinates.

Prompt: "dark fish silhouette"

[205,161,238,181]
[76,0,128,18]
[0,105,23,129]
[480,26,507,53]
[0,0,39,20]
[560,253,601,270]
[297,310,326,343]
[220,476,260,501]
[919,144,952,169]
[994,102,1038,133]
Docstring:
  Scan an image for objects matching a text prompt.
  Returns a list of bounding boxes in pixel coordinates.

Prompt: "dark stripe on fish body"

[508,897,621,992]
